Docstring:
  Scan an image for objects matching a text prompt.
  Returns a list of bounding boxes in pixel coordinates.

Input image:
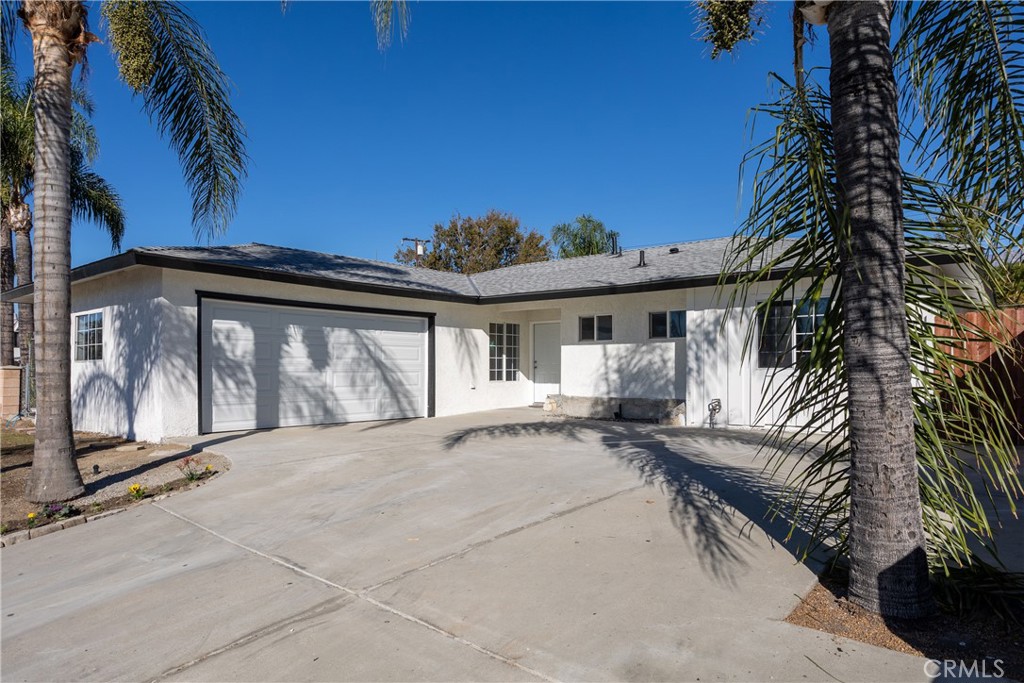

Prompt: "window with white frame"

[795,298,829,359]
[649,310,687,339]
[75,311,103,361]
[489,323,520,381]
[579,315,612,341]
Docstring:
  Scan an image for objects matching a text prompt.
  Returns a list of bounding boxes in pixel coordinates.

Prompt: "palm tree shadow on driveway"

[442,419,833,586]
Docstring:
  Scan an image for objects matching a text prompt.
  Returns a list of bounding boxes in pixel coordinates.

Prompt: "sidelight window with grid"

[489,323,520,381]
[75,311,103,361]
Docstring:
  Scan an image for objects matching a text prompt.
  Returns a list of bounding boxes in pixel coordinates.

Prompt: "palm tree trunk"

[10,199,33,382]
[829,0,933,618]
[1,218,13,366]
[21,0,86,502]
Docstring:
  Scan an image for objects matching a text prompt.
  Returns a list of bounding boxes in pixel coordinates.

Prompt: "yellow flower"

[205,464,213,472]
[27,512,36,520]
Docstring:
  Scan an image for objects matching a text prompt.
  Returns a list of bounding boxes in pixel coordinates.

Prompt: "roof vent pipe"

[610,233,618,256]
[639,250,646,267]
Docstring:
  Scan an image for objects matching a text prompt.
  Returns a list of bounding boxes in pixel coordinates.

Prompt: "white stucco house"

[0,237,965,442]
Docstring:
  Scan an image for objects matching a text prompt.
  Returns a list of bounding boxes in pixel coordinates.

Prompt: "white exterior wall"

[558,289,688,401]
[70,267,167,441]
[68,263,866,441]
[156,270,561,439]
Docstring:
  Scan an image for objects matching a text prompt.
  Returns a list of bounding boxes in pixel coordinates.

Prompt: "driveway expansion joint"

[361,483,646,594]
[151,502,559,683]
[150,595,351,682]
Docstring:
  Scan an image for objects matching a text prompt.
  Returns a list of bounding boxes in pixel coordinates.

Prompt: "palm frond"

[69,147,125,251]
[70,82,100,165]
[1,1,19,68]
[725,76,1024,586]
[0,66,34,198]
[105,1,247,239]
[895,0,1024,229]
[371,0,410,51]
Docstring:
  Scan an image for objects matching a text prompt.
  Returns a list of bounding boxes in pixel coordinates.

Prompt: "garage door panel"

[279,401,333,424]
[381,345,423,362]
[334,397,379,420]
[204,301,427,432]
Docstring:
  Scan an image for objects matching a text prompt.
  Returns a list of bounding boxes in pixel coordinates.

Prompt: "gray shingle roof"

[470,237,766,297]
[0,237,795,305]
[131,237,792,301]
[136,243,479,297]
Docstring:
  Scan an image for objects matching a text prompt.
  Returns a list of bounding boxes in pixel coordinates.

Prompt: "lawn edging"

[1,507,127,547]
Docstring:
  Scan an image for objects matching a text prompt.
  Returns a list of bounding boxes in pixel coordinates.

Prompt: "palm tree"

[1,0,248,502]
[550,215,619,258]
[2,0,407,503]
[1,63,125,381]
[0,221,12,366]
[698,0,1023,618]
[827,0,932,619]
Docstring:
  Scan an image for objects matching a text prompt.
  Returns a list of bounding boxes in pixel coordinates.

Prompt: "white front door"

[532,322,561,403]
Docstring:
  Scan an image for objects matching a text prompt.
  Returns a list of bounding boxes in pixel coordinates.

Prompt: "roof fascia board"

[0,247,962,306]
[1,251,140,302]
[135,252,477,304]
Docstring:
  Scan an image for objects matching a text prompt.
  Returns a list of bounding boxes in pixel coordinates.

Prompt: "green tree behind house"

[395,210,550,274]
[550,214,618,258]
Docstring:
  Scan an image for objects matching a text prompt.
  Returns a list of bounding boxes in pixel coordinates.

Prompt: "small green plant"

[176,455,205,482]
[1,523,9,535]
[26,512,38,527]
[42,503,80,520]
[127,483,146,500]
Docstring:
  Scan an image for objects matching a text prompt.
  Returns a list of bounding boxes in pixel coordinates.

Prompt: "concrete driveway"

[1,408,929,682]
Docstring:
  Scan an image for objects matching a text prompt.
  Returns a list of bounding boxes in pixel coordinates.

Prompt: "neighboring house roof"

[0,237,803,305]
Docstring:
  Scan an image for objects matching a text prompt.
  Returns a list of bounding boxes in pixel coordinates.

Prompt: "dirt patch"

[787,572,1023,680]
[1,426,229,535]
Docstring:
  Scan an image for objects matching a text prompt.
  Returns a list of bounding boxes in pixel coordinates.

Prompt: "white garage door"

[202,300,428,432]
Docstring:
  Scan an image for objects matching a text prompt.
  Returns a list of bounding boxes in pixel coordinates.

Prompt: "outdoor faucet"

[708,398,722,429]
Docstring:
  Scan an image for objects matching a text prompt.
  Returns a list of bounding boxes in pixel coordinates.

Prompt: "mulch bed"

[1,426,228,536]
[787,571,1023,680]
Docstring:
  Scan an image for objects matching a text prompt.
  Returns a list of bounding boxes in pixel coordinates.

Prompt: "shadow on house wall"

[74,298,420,439]
[593,342,679,400]
[206,306,422,431]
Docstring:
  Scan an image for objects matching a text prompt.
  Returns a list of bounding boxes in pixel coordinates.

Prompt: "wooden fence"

[935,308,1024,442]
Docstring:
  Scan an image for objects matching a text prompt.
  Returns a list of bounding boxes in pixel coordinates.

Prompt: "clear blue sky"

[12,1,831,267]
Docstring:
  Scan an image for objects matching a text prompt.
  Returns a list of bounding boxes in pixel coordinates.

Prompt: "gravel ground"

[75,446,232,506]
[2,431,231,533]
